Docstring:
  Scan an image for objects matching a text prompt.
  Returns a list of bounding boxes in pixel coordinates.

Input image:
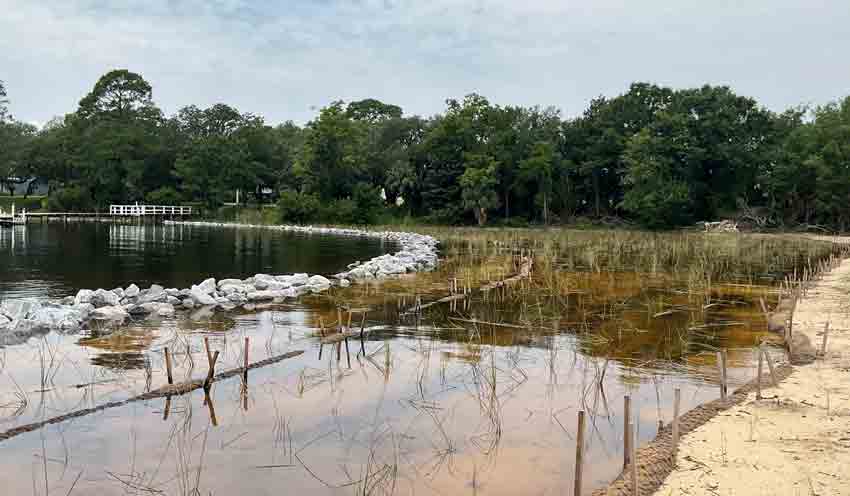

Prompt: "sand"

[652,255,850,496]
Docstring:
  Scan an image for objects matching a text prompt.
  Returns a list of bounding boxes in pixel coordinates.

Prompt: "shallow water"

[0,224,824,494]
[0,222,391,299]
[0,306,760,496]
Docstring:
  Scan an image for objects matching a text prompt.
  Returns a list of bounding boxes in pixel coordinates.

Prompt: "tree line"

[1,70,849,229]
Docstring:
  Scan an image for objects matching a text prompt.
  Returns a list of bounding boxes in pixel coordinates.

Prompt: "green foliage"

[12,68,850,230]
[620,129,694,228]
[145,186,183,205]
[350,182,384,224]
[0,195,44,212]
[47,186,92,212]
[460,153,500,225]
[277,189,321,224]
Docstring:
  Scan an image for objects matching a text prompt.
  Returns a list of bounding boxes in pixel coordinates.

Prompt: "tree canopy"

[3,69,850,230]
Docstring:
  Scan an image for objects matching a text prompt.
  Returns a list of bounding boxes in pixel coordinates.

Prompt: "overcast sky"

[2,0,849,127]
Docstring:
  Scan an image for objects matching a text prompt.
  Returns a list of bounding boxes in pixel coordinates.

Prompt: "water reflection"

[0,292,768,496]
[1,230,830,494]
[0,222,392,299]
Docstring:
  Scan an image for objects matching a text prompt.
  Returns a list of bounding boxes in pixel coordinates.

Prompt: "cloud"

[2,0,849,125]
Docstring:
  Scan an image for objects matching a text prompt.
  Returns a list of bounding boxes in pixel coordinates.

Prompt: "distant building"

[0,177,48,196]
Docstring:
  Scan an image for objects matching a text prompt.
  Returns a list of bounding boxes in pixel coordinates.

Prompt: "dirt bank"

[649,256,850,495]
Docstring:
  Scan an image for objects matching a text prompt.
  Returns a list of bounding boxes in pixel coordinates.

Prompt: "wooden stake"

[821,321,830,357]
[244,337,250,380]
[204,389,218,426]
[672,388,681,454]
[204,351,220,390]
[204,337,213,367]
[630,424,638,496]
[624,395,632,469]
[716,350,727,401]
[164,347,174,385]
[575,410,585,496]
[756,349,763,400]
[761,347,778,387]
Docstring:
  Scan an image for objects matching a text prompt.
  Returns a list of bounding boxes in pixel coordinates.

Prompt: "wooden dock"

[0,204,193,224]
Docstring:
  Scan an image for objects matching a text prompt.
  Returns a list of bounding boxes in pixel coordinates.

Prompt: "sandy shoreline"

[649,256,850,495]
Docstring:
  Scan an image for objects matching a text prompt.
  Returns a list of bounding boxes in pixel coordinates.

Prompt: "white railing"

[110,204,193,216]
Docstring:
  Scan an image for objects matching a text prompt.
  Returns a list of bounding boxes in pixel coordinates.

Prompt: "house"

[0,177,48,196]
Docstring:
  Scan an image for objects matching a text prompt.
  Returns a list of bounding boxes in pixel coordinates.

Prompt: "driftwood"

[401,256,534,315]
[0,349,304,444]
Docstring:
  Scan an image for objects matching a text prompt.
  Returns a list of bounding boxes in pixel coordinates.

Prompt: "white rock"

[220,283,252,295]
[1,299,42,320]
[190,286,217,305]
[218,278,243,288]
[29,305,86,330]
[196,278,217,295]
[112,287,125,299]
[0,314,12,328]
[138,285,166,304]
[124,284,140,298]
[307,275,331,292]
[228,293,248,303]
[247,289,294,301]
[338,279,351,287]
[91,305,129,321]
[91,288,121,308]
[74,289,94,306]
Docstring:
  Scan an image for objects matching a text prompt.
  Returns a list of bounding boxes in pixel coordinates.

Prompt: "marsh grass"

[322,227,849,368]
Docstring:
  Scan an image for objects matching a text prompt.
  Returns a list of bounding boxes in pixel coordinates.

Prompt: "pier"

[0,204,193,225]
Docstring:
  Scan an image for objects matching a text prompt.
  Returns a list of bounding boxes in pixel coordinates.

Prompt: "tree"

[414,94,497,220]
[0,120,37,194]
[620,125,695,228]
[78,69,161,122]
[297,102,365,200]
[460,153,500,226]
[518,141,557,224]
[175,135,248,207]
[346,99,402,123]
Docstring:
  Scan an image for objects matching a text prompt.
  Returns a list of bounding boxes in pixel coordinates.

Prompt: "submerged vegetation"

[3,74,850,229]
[1,223,847,495]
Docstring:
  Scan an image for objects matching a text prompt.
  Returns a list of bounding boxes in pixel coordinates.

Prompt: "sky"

[2,0,850,127]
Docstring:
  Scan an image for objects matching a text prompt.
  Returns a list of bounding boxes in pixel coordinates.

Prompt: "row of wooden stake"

[573,390,682,496]
[163,336,251,390]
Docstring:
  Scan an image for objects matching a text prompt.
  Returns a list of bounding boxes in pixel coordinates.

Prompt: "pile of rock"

[1,222,440,341]
[703,220,739,233]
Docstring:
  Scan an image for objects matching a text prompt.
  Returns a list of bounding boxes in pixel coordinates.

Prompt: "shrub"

[278,190,321,224]
[145,187,183,205]
[323,198,357,224]
[47,186,92,212]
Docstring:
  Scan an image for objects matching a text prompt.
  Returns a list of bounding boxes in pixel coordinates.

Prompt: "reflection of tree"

[90,351,147,370]
[79,328,154,371]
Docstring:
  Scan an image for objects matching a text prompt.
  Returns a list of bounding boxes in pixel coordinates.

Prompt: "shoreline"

[0,221,440,343]
[595,251,850,496]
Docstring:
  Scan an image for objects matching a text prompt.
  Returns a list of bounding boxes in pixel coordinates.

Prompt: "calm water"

[0,222,792,495]
[0,222,392,299]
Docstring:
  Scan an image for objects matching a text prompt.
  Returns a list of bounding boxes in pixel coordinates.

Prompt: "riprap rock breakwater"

[0,222,439,344]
